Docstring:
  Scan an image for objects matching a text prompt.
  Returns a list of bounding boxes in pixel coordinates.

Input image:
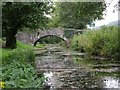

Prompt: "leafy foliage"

[49,2,106,29]
[2,41,35,65]
[1,41,45,88]
[1,61,45,88]
[71,26,119,58]
[2,2,52,31]
[2,2,53,48]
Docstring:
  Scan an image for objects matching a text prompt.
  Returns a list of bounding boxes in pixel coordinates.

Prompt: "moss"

[95,72,120,78]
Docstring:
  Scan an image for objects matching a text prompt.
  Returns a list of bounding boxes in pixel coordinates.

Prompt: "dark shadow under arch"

[74,30,85,35]
[34,35,68,47]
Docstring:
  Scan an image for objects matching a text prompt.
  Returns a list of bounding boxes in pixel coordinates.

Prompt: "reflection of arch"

[34,35,68,47]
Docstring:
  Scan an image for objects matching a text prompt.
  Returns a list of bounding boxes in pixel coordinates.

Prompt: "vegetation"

[49,2,106,29]
[2,2,53,48]
[71,26,119,59]
[1,61,45,88]
[35,44,46,49]
[1,41,45,88]
[2,41,34,65]
[39,36,62,44]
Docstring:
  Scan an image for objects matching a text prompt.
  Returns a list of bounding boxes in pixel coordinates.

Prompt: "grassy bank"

[71,26,119,59]
[2,41,35,65]
[1,41,45,88]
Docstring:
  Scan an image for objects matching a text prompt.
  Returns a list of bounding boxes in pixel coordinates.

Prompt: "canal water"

[35,45,120,89]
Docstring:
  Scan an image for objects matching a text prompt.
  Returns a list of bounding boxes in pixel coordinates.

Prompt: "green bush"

[71,26,119,58]
[1,41,45,88]
[2,41,35,65]
[1,61,45,88]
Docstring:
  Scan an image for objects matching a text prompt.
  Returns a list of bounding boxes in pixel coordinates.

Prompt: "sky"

[94,0,119,27]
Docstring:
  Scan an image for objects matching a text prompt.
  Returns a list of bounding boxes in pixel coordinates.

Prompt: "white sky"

[94,0,119,27]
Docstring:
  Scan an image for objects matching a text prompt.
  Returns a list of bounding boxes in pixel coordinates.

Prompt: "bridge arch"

[34,35,69,47]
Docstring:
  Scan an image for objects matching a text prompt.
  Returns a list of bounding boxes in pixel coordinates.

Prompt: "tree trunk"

[6,29,17,49]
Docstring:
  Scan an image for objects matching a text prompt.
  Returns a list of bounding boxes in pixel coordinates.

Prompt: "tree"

[50,2,106,29]
[2,2,53,49]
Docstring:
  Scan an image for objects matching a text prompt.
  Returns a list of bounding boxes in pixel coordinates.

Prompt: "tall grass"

[71,26,119,58]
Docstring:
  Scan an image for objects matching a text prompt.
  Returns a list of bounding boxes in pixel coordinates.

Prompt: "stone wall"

[16,28,64,45]
[16,31,37,45]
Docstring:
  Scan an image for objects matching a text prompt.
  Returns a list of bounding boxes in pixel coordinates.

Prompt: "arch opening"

[34,35,68,47]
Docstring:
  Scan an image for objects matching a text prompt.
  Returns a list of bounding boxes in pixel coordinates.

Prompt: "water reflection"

[44,71,53,86]
[35,45,120,88]
[43,71,62,89]
[103,77,120,88]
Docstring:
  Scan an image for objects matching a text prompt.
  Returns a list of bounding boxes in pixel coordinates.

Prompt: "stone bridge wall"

[37,28,64,39]
[16,28,85,45]
[16,28,64,44]
[16,31,37,44]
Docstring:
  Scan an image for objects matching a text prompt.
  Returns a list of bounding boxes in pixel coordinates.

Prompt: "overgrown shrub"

[2,41,35,65]
[1,41,45,88]
[71,26,119,58]
[1,61,45,88]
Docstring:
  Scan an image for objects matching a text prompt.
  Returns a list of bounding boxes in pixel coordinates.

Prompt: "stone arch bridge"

[16,28,86,47]
[33,28,70,47]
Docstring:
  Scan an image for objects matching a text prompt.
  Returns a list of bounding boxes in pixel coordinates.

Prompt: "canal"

[35,45,120,89]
